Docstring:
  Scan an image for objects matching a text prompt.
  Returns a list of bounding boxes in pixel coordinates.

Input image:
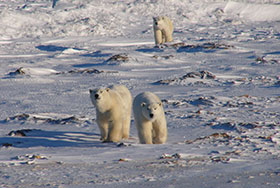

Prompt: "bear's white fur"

[89,85,132,142]
[153,16,173,45]
[133,92,167,144]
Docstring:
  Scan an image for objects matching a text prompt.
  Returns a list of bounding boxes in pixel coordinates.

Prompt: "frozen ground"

[0,0,279,187]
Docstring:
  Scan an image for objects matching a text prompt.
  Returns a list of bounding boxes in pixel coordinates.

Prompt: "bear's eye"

[154,107,157,110]
[100,90,103,94]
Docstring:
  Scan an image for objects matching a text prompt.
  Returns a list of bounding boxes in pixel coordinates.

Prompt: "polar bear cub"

[89,85,132,142]
[153,16,173,45]
[133,92,167,144]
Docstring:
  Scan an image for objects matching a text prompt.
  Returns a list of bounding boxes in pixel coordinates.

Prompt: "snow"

[224,1,280,22]
[0,0,280,187]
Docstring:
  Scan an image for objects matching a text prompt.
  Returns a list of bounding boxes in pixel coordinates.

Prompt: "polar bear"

[89,85,132,142]
[153,16,173,45]
[133,92,167,144]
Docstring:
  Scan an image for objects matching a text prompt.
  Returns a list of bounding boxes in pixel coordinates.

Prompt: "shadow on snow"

[79,50,112,58]
[0,130,111,148]
[36,45,69,52]
[36,45,83,52]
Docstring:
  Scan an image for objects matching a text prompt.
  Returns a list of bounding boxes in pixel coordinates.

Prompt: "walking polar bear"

[153,16,173,45]
[133,92,167,144]
[89,85,132,143]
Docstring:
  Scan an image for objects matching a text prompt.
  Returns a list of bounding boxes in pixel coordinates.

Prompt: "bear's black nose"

[150,114,154,118]
[155,21,158,25]
[95,94,99,99]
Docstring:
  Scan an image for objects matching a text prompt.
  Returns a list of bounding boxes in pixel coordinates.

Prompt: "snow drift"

[224,1,280,22]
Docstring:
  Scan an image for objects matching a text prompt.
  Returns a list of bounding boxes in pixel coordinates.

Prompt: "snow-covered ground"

[0,0,279,187]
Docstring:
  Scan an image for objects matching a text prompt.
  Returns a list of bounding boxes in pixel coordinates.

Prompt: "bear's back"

[109,85,132,111]
[110,85,131,101]
[163,16,173,33]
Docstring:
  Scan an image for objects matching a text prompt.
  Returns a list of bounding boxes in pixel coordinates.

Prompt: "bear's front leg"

[137,121,153,144]
[152,120,167,144]
[162,30,173,43]
[97,117,108,141]
[122,115,131,139]
[154,30,163,45]
[107,119,123,142]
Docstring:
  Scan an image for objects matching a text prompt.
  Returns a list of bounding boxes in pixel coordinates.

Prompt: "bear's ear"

[105,88,110,92]
[89,89,97,94]
[158,102,162,106]
[141,102,146,107]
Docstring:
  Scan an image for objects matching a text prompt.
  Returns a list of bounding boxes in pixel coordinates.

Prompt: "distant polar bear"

[153,16,173,45]
[89,85,132,142]
[133,92,167,144]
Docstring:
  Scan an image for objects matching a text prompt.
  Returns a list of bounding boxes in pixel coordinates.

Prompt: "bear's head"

[153,16,166,30]
[89,88,111,112]
[141,102,162,121]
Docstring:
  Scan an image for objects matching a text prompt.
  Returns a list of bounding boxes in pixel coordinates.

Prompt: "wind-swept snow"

[0,0,279,187]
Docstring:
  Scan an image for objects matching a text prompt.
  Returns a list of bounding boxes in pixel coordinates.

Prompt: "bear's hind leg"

[162,34,166,43]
